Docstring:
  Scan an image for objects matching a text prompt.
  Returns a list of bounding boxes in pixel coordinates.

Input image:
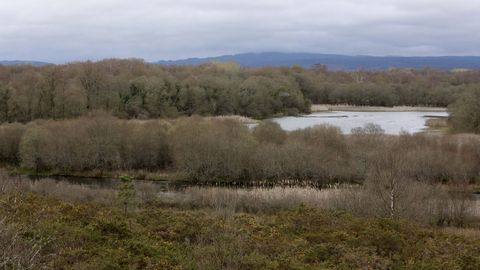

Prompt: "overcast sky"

[1,0,479,63]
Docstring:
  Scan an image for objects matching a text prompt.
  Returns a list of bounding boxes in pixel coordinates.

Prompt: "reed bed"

[158,185,356,213]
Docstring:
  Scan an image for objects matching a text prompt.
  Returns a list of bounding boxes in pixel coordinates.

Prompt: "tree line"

[1,60,480,124]
[0,116,478,185]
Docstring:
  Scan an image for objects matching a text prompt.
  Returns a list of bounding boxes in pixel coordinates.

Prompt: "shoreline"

[0,167,356,188]
[2,167,478,195]
[1,166,184,182]
[311,104,447,112]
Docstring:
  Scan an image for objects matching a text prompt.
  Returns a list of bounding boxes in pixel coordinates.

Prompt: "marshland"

[1,61,480,269]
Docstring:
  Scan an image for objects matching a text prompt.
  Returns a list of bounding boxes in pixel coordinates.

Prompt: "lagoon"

[272,111,449,135]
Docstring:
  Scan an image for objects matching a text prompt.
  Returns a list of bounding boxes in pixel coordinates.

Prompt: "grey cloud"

[0,0,479,63]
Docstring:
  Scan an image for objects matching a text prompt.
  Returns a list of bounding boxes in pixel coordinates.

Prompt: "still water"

[272,111,449,135]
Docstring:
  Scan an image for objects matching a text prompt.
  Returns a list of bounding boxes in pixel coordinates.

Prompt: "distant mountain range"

[156,52,480,70]
[3,53,480,70]
[0,60,51,67]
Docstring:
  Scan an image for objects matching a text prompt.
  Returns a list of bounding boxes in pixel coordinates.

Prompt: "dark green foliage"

[0,123,26,164]
[449,88,480,133]
[118,175,136,214]
[0,60,312,123]
[0,84,11,123]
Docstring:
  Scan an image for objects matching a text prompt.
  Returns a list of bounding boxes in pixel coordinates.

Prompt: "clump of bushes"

[17,116,171,173]
[0,116,479,185]
[170,117,256,181]
[449,88,480,133]
[0,123,26,164]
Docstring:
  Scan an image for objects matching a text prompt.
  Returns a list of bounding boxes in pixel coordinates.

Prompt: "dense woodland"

[1,59,480,123]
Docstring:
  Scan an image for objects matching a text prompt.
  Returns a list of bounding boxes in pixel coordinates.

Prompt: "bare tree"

[365,145,413,219]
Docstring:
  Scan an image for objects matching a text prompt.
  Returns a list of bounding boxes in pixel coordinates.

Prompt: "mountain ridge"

[3,53,480,70]
[156,52,480,70]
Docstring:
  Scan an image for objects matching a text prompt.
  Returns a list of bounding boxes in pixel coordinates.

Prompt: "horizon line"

[3,51,480,65]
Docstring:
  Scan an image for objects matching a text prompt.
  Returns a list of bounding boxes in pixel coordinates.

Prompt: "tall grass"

[2,170,479,228]
[160,186,347,213]
[156,185,480,227]
[0,218,45,270]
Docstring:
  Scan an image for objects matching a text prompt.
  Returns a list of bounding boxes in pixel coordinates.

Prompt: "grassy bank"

[423,117,450,134]
[204,115,260,124]
[1,192,479,269]
[311,104,447,112]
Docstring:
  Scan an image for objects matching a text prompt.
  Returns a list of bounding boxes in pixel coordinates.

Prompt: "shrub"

[119,121,171,169]
[19,125,51,172]
[0,123,26,164]
[284,125,351,183]
[252,120,287,145]
[449,88,480,133]
[170,118,256,181]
